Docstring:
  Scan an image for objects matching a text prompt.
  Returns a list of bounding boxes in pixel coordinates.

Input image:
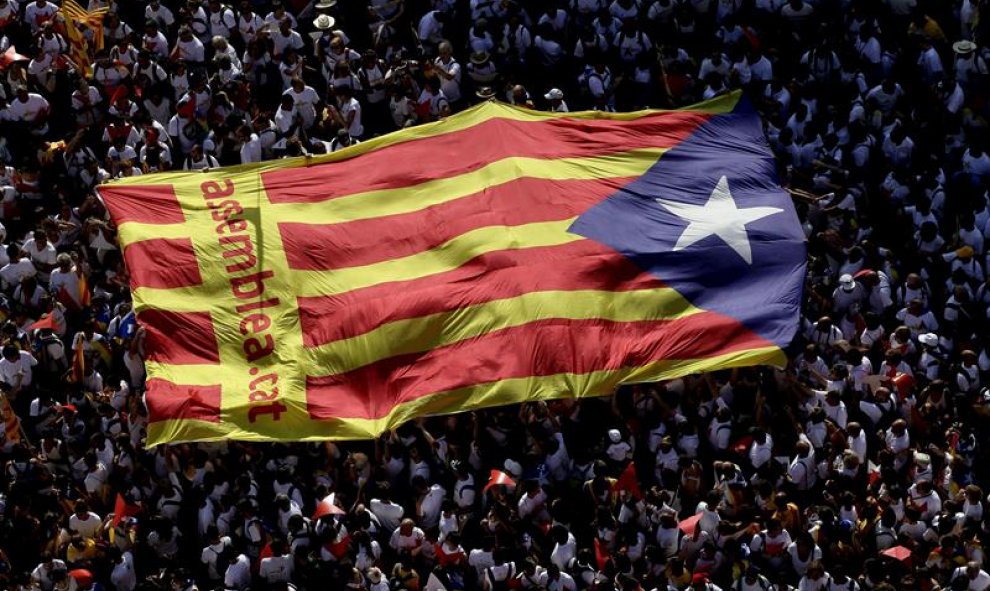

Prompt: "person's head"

[56,252,72,272]
[74,500,90,518]
[438,41,452,60]
[0,329,21,354]
[967,561,982,579]
[806,561,825,580]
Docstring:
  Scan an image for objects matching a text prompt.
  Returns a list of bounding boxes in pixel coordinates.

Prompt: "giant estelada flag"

[100,92,805,445]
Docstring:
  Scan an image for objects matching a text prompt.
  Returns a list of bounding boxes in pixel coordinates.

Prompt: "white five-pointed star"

[655,175,783,264]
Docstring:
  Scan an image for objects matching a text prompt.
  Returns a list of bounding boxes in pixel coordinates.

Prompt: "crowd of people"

[0,0,989,590]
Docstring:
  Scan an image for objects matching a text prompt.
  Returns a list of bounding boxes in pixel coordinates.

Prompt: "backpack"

[734,575,771,591]
[487,565,516,591]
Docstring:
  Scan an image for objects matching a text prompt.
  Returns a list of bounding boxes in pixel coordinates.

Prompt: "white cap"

[918,333,938,347]
[503,459,522,478]
[544,88,564,100]
[608,428,622,443]
[838,274,855,291]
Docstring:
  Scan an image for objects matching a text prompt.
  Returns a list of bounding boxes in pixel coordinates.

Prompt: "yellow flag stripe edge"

[144,285,700,379]
[114,147,665,244]
[266,148,665,225]
[132,218,585,309]
[102,92,741,187]
[144,346,784,445]
[307,287,702,375]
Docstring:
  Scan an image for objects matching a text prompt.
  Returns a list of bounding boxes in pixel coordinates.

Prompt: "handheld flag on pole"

[100,92,805,445]
[482,469,516,494]
[614,462,643,500]
[112,493,140,527]
[0,395,21,444]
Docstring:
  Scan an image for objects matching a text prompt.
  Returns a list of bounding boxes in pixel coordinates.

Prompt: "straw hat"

[313,14,335,30]
[953,40,977,54]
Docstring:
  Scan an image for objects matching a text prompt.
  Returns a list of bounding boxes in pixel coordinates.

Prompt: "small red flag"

[110,85,129,105]
[70,343,86,383]
[593,537,609,570]
[0,46,29,70]
[112,493,140,527]
[881,545,912,565]
[613,462,643,500]
[57,285,81,312]
[678,512,703,534]
[482,469,515,494]
[731,435,754,455]
[78,273,91,307]
[29,313,59,332]
[312,495,346,520]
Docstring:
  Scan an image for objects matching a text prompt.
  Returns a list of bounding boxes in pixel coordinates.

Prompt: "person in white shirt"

[414,476,445,529]
[172,26,205,65]
[68,502,102,540]
[335,86,364,139]
[7,86,50,134]
[0,345,37,390]
[24,0,57,33]
[284,78,320,130]
[109,548,137,591]
[200,527,232,583]
[951,562,990,591]
[550,525,577,571]
[518,480,550,522]
[271,18,304,58]
[748,429,773,472]
[223,550,252,591]
[0,246,37,291]
[182,144,220,171]
[389,519,426,558]
[434,41,462,104]
[371,489,404,532]
[145,0,175,29]
[452,462,476,509]
[237,125,263,164]
[31,557,68,591]
[544,88,569,112]
[259,540,294,584]
[846,422,867,463]
[417,10,446,54]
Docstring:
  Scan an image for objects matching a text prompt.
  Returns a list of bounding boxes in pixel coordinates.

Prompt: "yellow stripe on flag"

[144,346,784,443]
[306,288,702,375]
[270,148,667,225]
[1,396,20,444]
[290,218,583,298]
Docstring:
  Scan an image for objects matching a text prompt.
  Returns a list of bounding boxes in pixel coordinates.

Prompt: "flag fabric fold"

[482,470,516,494]
[99,93,805,445]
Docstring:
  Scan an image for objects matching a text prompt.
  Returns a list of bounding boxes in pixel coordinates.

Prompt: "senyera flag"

[99,92,805,446]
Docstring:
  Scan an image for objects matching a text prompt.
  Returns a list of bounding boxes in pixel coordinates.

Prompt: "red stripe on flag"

[101,185,186,225]
[145,379,222,423]
[138,309,220,364]
[298,240,663,347]
[279,176,636,271]
[305,313,772,420]
[123,238,203,289]
[261,111,710,203]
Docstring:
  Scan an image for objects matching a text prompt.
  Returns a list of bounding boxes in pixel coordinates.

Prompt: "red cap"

[691,573,708,585]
